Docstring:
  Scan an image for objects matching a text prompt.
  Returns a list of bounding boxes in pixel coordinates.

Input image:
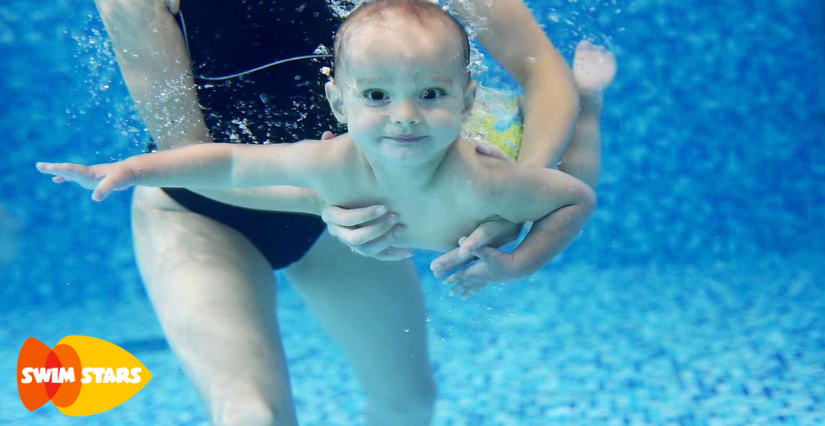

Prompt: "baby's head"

[326,0,477,165]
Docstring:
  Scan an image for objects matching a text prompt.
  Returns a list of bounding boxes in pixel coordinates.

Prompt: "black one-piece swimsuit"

[154,0,344,269]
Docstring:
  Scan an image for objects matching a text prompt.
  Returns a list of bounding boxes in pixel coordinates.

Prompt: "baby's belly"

[394,216,492,253]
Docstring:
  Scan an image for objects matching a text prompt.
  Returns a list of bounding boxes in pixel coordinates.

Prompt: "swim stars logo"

[17,336,153,416]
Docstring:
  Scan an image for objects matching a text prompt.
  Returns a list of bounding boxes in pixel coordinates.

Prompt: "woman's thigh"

[131,187,297,426]
[285,231,436,406]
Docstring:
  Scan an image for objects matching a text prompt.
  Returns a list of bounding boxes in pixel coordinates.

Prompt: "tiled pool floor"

[2,256,823,425]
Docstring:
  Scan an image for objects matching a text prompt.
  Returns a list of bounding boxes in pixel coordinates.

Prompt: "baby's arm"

[37,141,332,201]
[482,166,596,280]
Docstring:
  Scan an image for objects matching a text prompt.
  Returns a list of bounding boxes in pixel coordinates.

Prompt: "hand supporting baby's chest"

[382,192,495,252]
[321,184,494,252]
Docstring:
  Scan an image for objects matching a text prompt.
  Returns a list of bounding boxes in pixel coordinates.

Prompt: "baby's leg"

[559,40,617,189]
[131,187,298,426]
[286,231,436,426]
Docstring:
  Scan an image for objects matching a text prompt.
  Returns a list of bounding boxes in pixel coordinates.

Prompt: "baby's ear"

[325,80,347,124]
[462,80,478,118]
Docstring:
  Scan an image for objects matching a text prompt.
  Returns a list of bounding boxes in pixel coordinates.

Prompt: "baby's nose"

[390,100,422,125]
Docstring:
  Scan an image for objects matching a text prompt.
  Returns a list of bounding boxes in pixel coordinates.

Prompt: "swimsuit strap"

[177,10,333,82]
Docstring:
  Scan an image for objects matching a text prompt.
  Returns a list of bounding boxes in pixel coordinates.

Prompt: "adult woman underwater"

[93,0,582,424]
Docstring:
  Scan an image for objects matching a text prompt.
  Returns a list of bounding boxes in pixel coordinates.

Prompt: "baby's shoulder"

[310,135,370,195]
[453,138,521,198]
[302,134,358,173]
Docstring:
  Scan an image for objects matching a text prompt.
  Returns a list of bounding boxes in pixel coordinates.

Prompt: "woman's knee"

[211,385,297,426]
[367,377,438,424]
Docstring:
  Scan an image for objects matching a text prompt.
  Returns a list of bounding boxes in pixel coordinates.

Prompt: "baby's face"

[329,16,474,166]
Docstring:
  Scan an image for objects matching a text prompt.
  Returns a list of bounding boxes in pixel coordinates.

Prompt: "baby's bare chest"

[389,195,489,252]
[323,178,496,253]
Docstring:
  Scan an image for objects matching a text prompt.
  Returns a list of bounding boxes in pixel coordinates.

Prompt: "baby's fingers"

[37,162,82,175]
[91,178,114,202]
[36,162,61,176]
[37,162,89,182]
[92,171,133,202]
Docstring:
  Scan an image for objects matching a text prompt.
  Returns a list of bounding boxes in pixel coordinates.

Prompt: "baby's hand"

[441,243,523,300]
[36,161,136,201]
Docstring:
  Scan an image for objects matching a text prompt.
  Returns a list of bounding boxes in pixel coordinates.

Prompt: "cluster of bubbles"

[543,0,626,55]
[443,0,489,76]
[70,15,147,157]
[67,0,623,154]
[326,0,368,18]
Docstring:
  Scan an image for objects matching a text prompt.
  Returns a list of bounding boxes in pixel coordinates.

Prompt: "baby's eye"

[420,88,446,100]
[362,90,390,104]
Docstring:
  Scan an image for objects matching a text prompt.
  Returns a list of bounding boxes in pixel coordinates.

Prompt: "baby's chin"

[375,138,455,164]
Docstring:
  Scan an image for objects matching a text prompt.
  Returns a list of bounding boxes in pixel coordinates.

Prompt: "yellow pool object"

[462,85,523,159]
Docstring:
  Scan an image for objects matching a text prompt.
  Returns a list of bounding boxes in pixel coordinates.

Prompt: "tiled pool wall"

[1,0,822,311]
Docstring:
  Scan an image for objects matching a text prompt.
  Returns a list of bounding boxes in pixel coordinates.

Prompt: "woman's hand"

[441,244,525,300]
[318,130,413,261]
[36,162,136,201]
[472,140,514,161]
[321,203,414,261]
[429,218,522,297]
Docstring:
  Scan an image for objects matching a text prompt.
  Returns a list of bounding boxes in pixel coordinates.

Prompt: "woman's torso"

[179,0,344,144]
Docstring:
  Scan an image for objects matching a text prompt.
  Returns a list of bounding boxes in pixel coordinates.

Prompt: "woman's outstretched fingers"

[326,212,396,247]
[320,203,413,260]
[431,219,520,277]
[321,204,387,228]
[430,247,474,279]
[474,141,516,162]
[457,222,499,258]
[346,223,402,256]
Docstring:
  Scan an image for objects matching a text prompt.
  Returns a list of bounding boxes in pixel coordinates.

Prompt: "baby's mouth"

[385,135,427,143]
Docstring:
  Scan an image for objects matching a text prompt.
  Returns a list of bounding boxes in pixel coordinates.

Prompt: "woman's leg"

[131,187,297,426]
[559,40,617,189]
[285,231,437,426]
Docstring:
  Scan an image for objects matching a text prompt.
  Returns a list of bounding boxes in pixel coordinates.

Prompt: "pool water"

[1,0,822,425]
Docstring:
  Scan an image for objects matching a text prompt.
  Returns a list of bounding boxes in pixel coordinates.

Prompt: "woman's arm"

[93,0,322,213]
[451,0,581,169]
[430,0,581,275]
[94,0,204,149]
